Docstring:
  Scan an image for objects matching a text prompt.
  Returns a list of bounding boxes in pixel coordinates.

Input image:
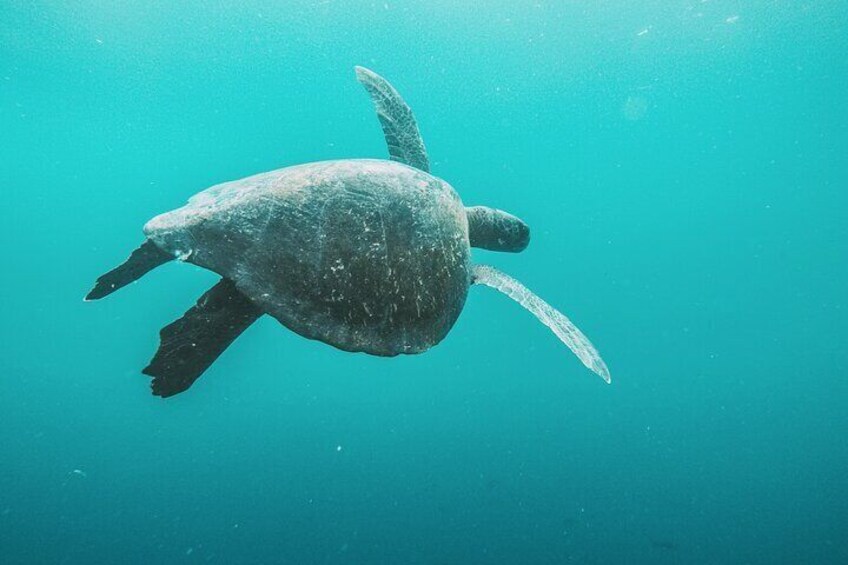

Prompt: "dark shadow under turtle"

[87,66,610,397]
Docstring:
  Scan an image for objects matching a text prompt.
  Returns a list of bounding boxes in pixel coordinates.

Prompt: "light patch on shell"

[330,258,346,273]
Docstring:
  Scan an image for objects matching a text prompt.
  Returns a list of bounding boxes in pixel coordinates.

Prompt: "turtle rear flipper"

[85,240,173,301]
[143,278,263,397]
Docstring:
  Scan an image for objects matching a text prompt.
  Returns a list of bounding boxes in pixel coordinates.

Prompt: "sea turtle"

[86,66,611,397]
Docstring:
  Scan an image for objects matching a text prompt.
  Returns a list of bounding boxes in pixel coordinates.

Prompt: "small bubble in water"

[622,95,649,121]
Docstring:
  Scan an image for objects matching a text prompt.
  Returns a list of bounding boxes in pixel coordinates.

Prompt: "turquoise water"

[2,2,846,563]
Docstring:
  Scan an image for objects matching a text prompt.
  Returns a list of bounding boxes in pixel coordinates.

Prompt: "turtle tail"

[85,239,174,301]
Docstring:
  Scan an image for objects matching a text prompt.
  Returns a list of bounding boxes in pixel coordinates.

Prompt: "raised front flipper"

[472,265,611,383]
[355,66,430,172]
[143,278,263,397]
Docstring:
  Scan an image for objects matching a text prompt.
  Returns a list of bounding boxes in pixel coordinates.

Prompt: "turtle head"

[465,206,530,253]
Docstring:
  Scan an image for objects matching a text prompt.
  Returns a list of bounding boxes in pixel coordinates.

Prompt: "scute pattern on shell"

[144,159,471,356]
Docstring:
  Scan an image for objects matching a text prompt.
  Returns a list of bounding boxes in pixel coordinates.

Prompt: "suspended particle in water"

[622,95,649,121]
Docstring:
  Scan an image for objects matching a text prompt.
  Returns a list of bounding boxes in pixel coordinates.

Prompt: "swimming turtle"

[86,66,611,397]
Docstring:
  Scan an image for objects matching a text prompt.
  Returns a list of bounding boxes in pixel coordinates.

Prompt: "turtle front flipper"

[471,265,611,383]
[143,278,263,397]
[355,66,430,172]
[85,240,173,301]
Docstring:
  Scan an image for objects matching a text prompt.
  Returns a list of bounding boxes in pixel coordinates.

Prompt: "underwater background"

[1,1,846,563]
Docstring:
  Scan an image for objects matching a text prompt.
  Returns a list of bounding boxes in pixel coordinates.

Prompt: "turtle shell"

[144,159,471,356]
